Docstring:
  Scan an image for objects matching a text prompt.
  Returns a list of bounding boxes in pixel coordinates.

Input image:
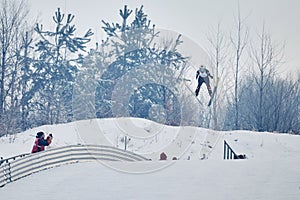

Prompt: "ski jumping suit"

[195,67,213,96]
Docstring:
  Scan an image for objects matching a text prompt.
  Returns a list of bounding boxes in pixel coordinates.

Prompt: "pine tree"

[94,5,187,125]
[33,8,93,124]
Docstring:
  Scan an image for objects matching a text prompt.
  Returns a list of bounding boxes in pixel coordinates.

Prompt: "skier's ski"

[208,77,220,107]
[182,78,203,106]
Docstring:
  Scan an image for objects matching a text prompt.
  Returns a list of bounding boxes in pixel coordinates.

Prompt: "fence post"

[124,136,127,151]
[3,162,12,184]
[223,140,226,159]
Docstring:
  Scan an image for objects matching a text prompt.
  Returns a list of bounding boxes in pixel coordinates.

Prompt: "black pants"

[195,77,212,96]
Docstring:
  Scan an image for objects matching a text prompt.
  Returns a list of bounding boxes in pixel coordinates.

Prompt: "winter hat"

[199,65,206,72]
[36,132,44,138]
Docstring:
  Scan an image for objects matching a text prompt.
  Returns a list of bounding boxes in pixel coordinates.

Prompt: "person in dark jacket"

[195,65,213,96]
[31,132,53,153]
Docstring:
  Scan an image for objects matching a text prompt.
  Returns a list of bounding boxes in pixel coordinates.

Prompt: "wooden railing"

[0,144,149,187]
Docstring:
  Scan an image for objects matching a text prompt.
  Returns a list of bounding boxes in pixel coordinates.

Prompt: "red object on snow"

[160,152,167,160]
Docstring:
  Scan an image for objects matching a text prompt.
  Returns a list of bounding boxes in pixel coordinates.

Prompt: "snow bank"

[1,118,300,199]
[1,160,300,200]
[1,118,299,162]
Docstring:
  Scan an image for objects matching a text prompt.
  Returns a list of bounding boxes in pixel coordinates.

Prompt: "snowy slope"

[1,118,300,199]
[1,118,299,161]
[1,160,300,200]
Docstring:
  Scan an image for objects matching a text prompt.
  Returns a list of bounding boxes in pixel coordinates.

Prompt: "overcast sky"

[26,0,300,74]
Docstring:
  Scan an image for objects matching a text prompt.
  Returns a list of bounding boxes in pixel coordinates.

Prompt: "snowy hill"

[1,118,300,199]
[1,117,299,161]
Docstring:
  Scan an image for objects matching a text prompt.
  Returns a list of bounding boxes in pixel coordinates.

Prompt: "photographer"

[31,132,53,153]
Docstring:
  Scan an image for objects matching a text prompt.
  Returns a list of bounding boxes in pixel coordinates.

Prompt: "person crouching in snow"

[195,65,213,97]
[31,132,53,153]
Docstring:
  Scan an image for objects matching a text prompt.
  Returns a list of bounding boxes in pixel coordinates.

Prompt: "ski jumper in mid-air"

[195,65,213,97]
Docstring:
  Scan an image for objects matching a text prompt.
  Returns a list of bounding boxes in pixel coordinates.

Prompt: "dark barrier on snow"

[0,144,150,188]
[223,140,247,160]
[0,153,29,166]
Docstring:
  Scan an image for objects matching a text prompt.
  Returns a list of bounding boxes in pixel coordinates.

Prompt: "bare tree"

[230,3,249,129]
[0,0,30,135]
[19,30,35,131]
[236,24,299,133]
[269,76,300,133]
[207,22,229,130]
[249,23,284,131]
[238,73,299,133]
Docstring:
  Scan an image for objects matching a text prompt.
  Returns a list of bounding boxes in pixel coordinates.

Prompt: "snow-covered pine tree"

[33,8,93,124]
[94,5,187,125]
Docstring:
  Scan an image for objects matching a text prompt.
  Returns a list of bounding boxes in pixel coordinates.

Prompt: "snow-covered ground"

[1,118,300,199]
[2,160,300,200]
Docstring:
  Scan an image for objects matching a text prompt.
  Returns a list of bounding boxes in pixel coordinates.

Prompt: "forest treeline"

[0,0,299,137]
